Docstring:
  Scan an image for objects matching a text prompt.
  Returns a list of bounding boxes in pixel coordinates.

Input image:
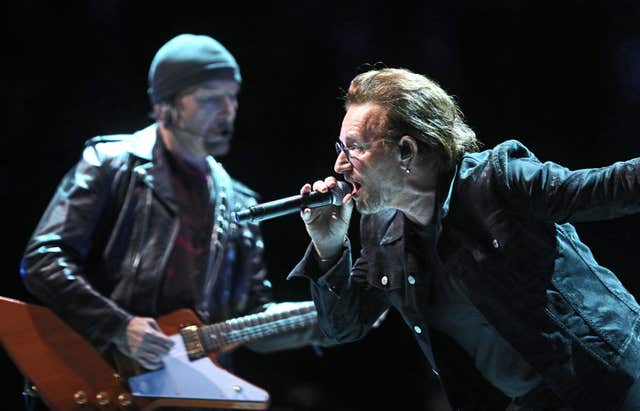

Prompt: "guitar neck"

[197,301,317,352]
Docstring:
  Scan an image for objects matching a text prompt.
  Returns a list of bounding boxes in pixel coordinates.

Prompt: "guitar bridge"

[179,325,206,361]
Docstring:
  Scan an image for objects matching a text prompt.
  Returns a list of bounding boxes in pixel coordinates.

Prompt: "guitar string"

[206,312,318,348]
[201,307,316,344]
[221,313,318,345]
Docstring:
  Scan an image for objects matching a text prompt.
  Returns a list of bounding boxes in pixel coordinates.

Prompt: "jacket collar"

[128,124,157,160]
[379,209,404,245]
[440,165,458,219]
[129,124,178,213]
[377,165,458,246]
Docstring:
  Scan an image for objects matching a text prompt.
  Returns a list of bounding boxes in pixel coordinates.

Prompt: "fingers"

[147,319,161,331]
[301,207,312,222]
[301,181,327,222]
[300,183,310,195]
[124,336,166,370]
[324,176,337,188]
[134,332,173,370]
[123,317,174,370]
[300,183,312,221]
[324,176,338,188]
[302,177,339,195]
[342,194,354,219]
[140,359,163,370]
[143,330,175,352]
[311,180,328,193]
[144,320,175,350]
[129,319,173,353]
[300,177,345,223]
[135,349,165,370]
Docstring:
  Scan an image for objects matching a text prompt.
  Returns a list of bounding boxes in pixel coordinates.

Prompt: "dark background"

[4,1,640,410]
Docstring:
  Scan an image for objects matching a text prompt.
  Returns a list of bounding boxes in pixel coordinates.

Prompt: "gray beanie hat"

[148,33,241,104]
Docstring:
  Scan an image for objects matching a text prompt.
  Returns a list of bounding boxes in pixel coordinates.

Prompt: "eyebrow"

[342,135,366,148]
[345,132,378,144]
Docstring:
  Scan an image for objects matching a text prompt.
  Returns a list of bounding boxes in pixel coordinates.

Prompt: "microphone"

[233,181,352,223]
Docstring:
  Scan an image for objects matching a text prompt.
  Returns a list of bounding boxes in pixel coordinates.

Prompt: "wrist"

[312,239,347,271]
[313,241,343,261]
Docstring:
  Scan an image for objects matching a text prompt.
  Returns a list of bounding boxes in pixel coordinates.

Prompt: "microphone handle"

[234,191,333,223]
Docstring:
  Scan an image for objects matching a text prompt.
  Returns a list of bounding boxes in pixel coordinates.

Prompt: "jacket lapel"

[130,125,178,214]
[379,209,404,246]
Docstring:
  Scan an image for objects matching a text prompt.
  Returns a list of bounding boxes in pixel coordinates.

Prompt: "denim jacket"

[290,140,640,410]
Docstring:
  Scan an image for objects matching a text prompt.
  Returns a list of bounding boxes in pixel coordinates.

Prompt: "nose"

[217,94,237,119]
[334,150,352,174]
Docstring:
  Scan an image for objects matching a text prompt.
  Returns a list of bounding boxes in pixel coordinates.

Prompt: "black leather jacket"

[21,125,273,353]
[290,140,640,410]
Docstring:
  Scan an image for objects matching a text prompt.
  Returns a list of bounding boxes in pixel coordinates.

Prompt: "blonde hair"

[346,68,481,169]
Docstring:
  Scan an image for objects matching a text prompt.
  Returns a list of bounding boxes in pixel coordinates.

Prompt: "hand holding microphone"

[299,177,354,261]
[232,177,354,261]
[233,179,352,224]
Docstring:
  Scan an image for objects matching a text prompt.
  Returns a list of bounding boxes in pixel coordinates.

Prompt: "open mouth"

[351,181,362,196]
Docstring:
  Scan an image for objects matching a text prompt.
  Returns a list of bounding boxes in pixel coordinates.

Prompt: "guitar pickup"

[179,325,206,361]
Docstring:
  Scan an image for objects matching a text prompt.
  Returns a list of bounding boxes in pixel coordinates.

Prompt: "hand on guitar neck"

[113,316,175,370]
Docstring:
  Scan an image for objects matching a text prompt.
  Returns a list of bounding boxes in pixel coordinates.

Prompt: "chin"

[354,196,385,215]
[205,141,231,157]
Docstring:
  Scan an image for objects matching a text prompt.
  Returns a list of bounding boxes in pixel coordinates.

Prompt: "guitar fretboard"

[199,301,317,351]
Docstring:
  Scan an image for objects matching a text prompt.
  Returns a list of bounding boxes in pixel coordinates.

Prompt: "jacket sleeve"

[287,239,390,344]
[20,143,133,353]
[494,140,640,223]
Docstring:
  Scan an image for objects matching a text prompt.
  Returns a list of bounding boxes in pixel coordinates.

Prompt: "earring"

[404,167,411,174]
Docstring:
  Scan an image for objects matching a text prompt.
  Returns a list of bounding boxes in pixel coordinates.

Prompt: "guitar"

[0,296,317,410]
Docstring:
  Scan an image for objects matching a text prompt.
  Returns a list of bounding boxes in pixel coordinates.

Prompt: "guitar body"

[0,297,269,410]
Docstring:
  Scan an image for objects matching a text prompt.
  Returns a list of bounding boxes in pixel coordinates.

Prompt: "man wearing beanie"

[19,33,330,407]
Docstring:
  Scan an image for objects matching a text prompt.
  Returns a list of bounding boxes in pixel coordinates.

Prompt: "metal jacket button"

[381,275,389,286]
[492,238,500,249]
[414,325,422,334]
[407,275,416,285]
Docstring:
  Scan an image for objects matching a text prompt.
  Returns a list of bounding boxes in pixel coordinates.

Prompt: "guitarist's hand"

[115,316,174,370]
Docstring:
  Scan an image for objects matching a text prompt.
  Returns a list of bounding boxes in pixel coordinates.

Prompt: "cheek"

[376,164,405,193]
[370,155,398,176]
[184,108,211,128]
